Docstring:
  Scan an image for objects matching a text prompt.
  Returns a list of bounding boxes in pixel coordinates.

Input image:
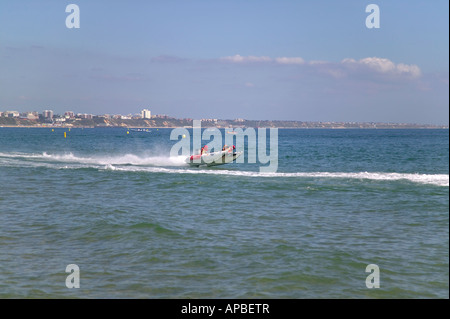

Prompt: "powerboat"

[185,146,242,167]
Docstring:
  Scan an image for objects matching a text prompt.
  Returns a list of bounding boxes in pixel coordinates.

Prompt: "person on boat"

[201,145,209,155]
[222,145,236,152]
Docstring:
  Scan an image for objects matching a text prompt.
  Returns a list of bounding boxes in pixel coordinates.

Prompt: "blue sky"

[0,0,448,124]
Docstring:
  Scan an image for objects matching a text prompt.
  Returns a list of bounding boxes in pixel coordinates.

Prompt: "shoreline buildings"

[141,109,151,119]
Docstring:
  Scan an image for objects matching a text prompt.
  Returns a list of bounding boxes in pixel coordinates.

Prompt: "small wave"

[104,164,116,170]
[0,152,48,159]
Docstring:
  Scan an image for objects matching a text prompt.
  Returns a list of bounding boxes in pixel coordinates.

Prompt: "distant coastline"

[0,116,447,129]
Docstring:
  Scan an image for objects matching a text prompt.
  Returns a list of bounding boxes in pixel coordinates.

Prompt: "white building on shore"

[43,110,53,119]
[141,109,151,119]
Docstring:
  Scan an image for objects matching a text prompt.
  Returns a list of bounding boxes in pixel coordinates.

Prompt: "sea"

[0,127,448,299]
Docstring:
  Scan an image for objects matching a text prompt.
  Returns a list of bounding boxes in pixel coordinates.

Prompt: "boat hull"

[185,150,242,167]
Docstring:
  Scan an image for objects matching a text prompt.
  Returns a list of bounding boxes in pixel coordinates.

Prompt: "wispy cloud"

[219,54,305,65]
[341,57,421,78]
[219,54,305,64]
[218,54,421,80]
[274,57,305,65]
[219,54,272,63]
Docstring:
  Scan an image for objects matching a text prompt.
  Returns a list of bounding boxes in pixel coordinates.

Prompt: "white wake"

[0,152,448,187]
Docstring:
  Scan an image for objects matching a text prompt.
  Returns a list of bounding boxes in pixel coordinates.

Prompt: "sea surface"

[0,127,448,298]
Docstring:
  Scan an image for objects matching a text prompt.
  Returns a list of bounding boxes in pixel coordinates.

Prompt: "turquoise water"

[0,127,448,298]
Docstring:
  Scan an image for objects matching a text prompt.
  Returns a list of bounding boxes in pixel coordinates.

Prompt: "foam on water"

[110,166,449,187]
[0,151,448,186]
[0,151,187,167]
[41,152,188,167]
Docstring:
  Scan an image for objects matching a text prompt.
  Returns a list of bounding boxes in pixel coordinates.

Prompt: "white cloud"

[217,54,421,79]
[220,55,304,65]
[220,54,272,63]
[341,57,421,78]
[396,63,421,78]
[274,57,304,65]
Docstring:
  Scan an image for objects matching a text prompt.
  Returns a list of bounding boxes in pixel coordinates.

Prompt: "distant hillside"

[0,116,447,129]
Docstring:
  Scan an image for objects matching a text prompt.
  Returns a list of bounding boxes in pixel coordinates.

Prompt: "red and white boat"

[185,146,242,167]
